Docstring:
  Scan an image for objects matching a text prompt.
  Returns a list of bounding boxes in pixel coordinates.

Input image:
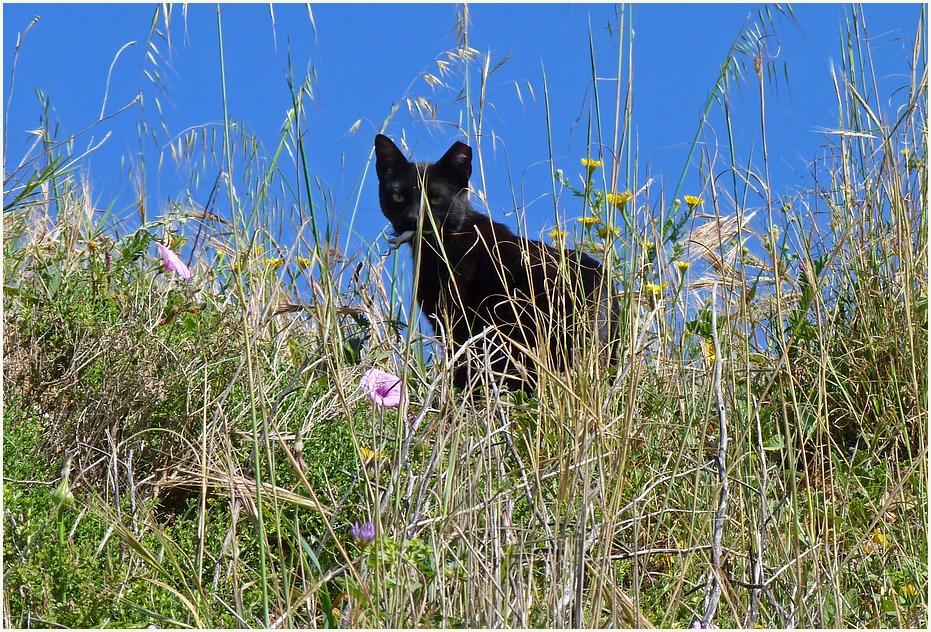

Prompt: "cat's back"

[446,219,602,302]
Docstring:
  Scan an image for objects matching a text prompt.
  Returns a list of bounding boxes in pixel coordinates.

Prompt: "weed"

[3,4,926,628]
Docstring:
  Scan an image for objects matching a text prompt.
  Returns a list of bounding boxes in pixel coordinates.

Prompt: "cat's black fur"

[374,134,615,390]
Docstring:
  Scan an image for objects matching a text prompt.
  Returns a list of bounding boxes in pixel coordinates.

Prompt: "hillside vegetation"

[3,5,926,628]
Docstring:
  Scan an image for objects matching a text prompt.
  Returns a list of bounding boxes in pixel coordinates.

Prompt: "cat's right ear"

[375,134,407,180]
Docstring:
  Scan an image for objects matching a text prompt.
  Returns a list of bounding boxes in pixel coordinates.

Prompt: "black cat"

[374,134,616,390]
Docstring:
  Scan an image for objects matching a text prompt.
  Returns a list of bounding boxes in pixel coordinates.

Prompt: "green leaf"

[763,433,785,451]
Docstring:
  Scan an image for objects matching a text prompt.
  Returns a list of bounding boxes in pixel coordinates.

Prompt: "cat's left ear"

[436,141,472,182]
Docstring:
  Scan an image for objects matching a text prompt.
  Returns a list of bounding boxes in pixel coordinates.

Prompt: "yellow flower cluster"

[548,228,569,240]
[261,257,285,271]
[578,216,599,227]
[871,529,889,547]
[581,157,603,170]
[606,191,632,209]
[862,529,890,555]
[644,281,667,296]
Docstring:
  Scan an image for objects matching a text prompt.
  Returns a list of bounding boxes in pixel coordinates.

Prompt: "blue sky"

[3,3,923,262]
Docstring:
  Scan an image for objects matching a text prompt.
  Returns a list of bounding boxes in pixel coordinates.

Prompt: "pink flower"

[360,368,403,408]
[155,242,193,280]
[350,520,376,545]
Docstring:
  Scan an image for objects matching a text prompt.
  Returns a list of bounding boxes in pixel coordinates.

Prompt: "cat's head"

[374,134,474,234]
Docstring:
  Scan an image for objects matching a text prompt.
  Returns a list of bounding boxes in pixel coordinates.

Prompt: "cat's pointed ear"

[436,141,472,183]
[374,134,407,179]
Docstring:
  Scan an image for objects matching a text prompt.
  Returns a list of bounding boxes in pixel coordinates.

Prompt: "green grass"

[3,4,927,628]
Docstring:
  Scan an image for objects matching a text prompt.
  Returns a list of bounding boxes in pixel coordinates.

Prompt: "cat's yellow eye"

[428,197,443,207]
[391,193,406,203]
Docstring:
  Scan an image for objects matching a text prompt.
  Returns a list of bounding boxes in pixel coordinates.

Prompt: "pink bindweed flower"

[360,367,403,408]
[155,242,193,280]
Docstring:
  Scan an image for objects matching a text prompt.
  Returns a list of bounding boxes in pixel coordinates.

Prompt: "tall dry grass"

[3,4,926,628]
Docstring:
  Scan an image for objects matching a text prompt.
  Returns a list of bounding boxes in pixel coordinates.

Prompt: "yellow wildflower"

[644,240,655,251]
[578,216,599,227]
[644,281,667,296]
[360,447,385,463]
[596,226,620,240]
[580,157,602,171]
[606,191,632,209]
[261,257,285,271]
[684,195,704,209]
[702,337,716,363]
[296,256,314,270]
[871,529,889,547]
[548,228,569,241]
[898,583,918,598]
[675,261,690,272]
